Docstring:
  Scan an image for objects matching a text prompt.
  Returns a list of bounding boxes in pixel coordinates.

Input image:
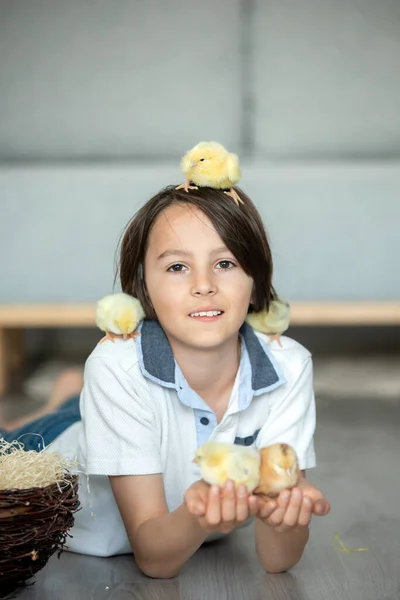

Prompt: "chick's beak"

[189,160,197,168]
[192,457,198,463]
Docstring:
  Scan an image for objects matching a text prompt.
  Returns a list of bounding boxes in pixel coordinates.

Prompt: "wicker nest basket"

[0,440,80,599]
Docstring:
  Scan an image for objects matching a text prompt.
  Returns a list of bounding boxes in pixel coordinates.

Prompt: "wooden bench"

[1,302,400,397]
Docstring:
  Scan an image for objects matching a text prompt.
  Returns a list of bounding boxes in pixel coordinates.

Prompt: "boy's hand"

[184,479,259,534]
[297,477,331,516]
[255,480,330,533]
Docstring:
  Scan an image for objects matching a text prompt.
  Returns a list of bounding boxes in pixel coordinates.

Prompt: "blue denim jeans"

[0,394,81,451]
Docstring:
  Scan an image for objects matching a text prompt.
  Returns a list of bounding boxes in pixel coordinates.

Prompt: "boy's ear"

[250,284,256,305]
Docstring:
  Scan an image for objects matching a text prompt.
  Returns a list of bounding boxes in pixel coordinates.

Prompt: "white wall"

[1,0,399,304]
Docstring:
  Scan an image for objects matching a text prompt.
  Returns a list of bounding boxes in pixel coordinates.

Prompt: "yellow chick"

[246,298,291,347]
[96,293,145,344]
[176,141,243,205]
[193,441,261,493]
[254,443,300,498]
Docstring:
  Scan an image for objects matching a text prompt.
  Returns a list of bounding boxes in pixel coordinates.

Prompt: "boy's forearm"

[255,518,309,573]
[133,504,208,578]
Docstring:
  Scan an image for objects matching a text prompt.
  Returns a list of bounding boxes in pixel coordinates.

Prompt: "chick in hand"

[193,441,261,493]
[96,293,145,344]
[254,443,300,498]
[193,441,299,498]
[176,141,243,205]
[246,297,291,347]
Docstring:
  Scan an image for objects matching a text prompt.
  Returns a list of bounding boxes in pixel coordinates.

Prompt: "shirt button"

[244,436,253,446]
[200,417,209,425]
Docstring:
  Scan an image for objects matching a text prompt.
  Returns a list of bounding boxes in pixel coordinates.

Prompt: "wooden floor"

[8,397,400,600]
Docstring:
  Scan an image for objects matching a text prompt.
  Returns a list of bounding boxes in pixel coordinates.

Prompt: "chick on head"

[180,141,241,191]
[96,293,145,343]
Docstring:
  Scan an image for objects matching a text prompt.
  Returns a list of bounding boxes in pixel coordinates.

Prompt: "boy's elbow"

[256,523,309,574]
[263,562,293,574]
[261,558,299,574]
[136,558,180,579]
[141,567,179,579]
[257,547,305,574]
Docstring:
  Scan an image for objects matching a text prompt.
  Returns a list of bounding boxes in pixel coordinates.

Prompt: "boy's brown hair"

[117,186,277,319]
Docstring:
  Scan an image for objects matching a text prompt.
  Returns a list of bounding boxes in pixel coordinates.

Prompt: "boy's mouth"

[189,310,224,321]
[189,310,223,318]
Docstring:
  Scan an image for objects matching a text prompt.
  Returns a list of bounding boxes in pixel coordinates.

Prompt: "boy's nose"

[193,287,216,296]
[192,278,217,296]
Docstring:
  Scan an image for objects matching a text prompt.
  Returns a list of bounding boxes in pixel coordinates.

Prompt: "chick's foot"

[267,333,283,348]
[98,331,116,345]
[123,331,141,341]
[224,188,243,205]
[175,181,198,192]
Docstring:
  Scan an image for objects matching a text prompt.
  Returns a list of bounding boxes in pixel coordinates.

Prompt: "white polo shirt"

[48,320,316,557]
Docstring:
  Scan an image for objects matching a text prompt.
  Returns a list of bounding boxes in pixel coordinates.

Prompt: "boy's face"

[144,203,254,352]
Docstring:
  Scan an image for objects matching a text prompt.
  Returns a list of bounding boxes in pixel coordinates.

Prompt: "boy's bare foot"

[45,369,83,412]
[2,368,83,431]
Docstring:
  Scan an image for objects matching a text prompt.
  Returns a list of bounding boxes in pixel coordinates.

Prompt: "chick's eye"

[216,260,235,270]
[167,263,187,272]
[199,158,205,162]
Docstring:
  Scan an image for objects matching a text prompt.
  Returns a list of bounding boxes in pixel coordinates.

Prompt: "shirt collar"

[136,319,286,398]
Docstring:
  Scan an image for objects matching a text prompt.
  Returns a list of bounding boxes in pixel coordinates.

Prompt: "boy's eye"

[167,263,187,272]
[216,260,235,269]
